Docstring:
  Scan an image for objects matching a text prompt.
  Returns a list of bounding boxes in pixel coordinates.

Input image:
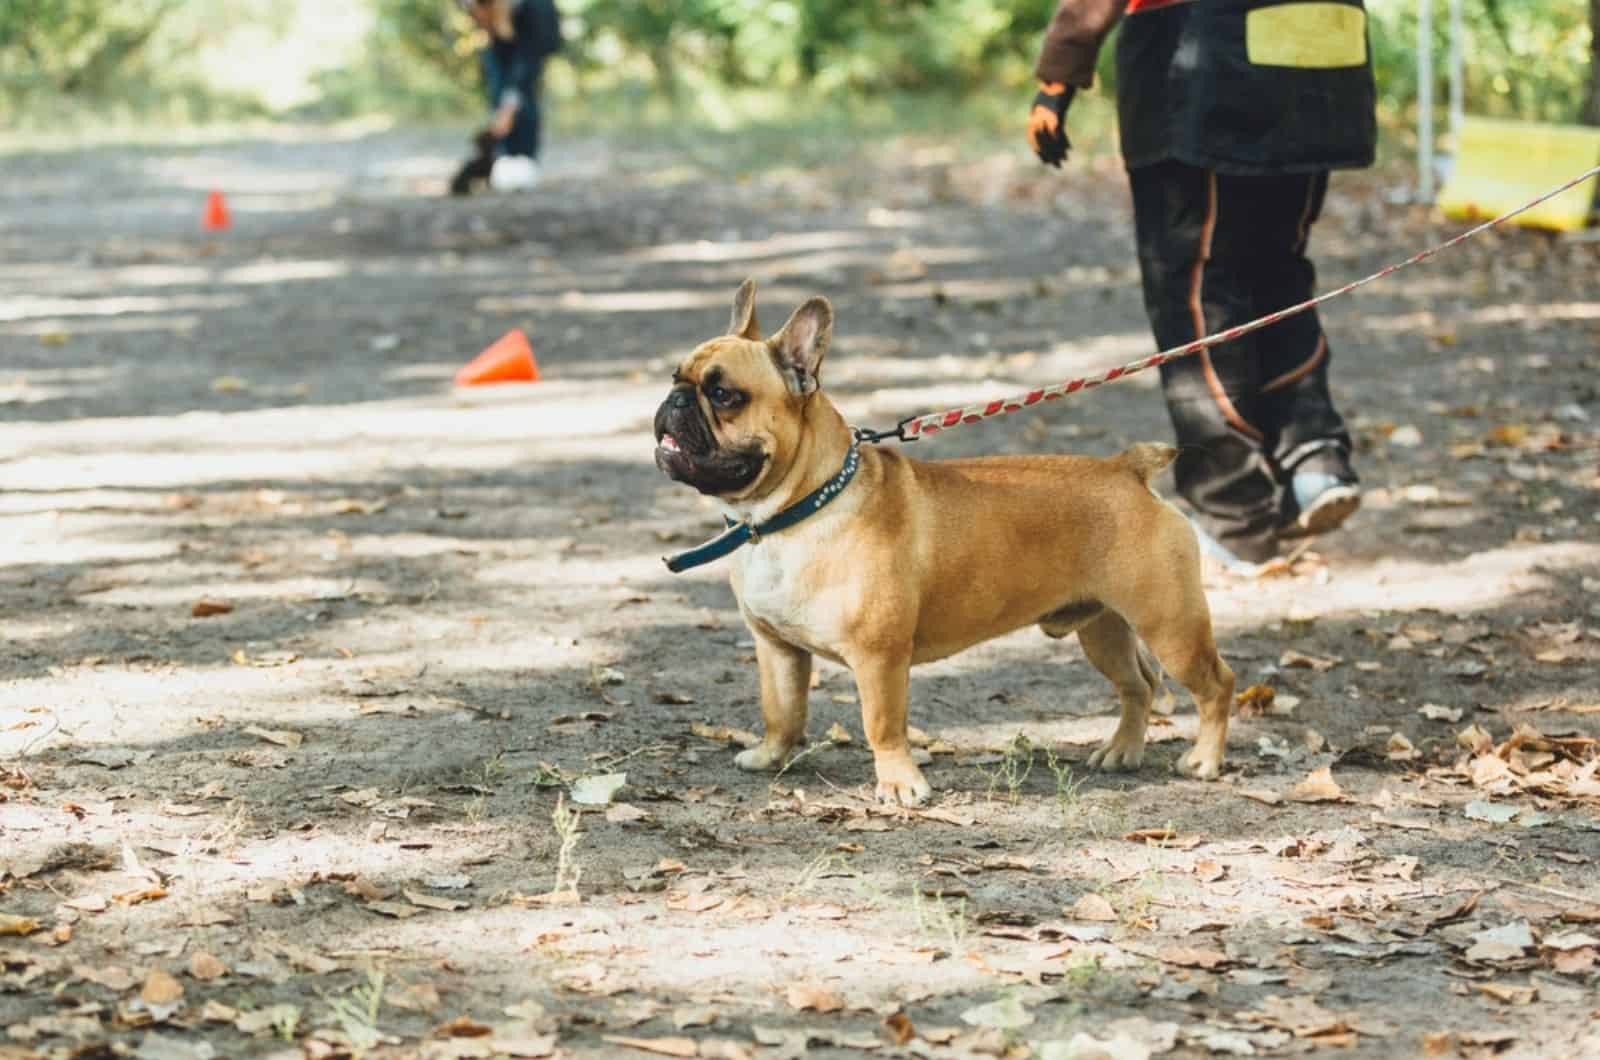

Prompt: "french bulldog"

[654,281,1235,805]
[448,128,499,197]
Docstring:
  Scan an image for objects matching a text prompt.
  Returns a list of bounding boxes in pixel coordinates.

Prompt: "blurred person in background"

[1028,0,1376,575]
[457,0,562,192]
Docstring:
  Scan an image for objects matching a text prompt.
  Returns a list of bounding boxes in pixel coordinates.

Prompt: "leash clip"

[851,414,918,446]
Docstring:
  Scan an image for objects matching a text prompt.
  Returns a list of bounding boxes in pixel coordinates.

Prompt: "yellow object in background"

[1245,4,1367,68]
[1437,117,1600,232]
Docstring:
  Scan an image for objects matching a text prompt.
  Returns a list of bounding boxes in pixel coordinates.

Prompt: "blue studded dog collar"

[663,445,861,573]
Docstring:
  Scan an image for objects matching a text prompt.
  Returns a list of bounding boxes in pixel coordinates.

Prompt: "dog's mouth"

[653,388,767,495]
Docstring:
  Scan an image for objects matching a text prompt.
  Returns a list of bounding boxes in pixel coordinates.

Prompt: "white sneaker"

[489,155,540,191]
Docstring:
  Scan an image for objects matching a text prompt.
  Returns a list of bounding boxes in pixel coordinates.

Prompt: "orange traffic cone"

[203,190,230,231]
[455,329,539,386]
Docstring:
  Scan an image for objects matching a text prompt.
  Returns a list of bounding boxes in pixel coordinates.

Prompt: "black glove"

[1028,82,1074,168]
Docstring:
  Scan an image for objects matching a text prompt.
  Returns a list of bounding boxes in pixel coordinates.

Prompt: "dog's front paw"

[1175,745,1223,780]
[1088,735,1146,772]
[873,753,931,807]
[735,741,793,772]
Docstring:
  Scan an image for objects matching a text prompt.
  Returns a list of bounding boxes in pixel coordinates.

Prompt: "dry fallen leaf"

[570,772,627,806]
[1418,703,1463,723]
[1456,723,1493,754]
[1279,649,1341,672]
[605,803,652,824]
[960,996,1034,1029]
[1290,766,1346,803]
[1239,788,1284,806]
[1247,995,1349,1039]
[883,1010,916,1046]
[786,983,845,1013]
[1464,921,1534,963]
[235,1004,300,1036]
[492,1034,558,1058]
[388,981,444,1013]
[1069,893,1119,922]
[666,892,724,914]
[243,725,303,750]
[1387,733,1420,762]
[190,598,233,617]
[689,722,760,748]
[75,964,136,992]
[1474,982,1537,1005]
[825,722,852,744]
[188,952,226,982]
[183,906,234,927]
[1155,945,1231,970]
[405,889,470,912]
[278,944,341,975]
[918,807,976,827]
[113,885,167,906]
[1122,827,1184,844]
[141,967,185,1005]
[200,999,238,1023]
[601,1035,699,1057]
[434,1016,494,1039]
[0,913,40,936]
[1235,684,1276,714]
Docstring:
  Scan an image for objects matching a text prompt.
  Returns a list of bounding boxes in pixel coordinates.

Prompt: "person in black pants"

[1028,0,1374,573]
[461,0,562,189]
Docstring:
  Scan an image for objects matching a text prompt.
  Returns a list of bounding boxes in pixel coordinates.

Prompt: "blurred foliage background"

[2,0,1595,136]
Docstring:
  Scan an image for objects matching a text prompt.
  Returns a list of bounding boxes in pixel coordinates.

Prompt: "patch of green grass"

[784,850,857,899]
[1044,748,1089,822]
[548,793,584,899]
[320,965,386,1058]
[912,883,969,953]
[976,732,1038,804]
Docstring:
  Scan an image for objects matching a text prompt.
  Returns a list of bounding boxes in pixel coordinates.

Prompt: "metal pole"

[1418,0,1435,202]
[1448,0,1464,159]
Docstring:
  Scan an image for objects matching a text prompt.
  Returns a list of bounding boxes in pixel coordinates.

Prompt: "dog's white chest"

[734,545,836,654]
[736,546,803,623]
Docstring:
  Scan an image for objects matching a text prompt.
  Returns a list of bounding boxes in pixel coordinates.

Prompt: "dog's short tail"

[1114,442,1177,484]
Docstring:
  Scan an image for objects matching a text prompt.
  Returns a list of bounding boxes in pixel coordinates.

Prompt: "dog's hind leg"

[1079,610,1160,771]
[1128,599,1234,780]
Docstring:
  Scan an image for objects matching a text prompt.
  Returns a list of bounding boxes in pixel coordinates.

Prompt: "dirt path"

[3,125,1599,1060]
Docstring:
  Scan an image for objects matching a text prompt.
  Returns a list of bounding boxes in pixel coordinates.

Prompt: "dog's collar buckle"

[663,444,859,573]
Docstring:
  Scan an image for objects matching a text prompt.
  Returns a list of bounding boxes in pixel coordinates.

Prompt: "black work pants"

[1129,160,1354,562]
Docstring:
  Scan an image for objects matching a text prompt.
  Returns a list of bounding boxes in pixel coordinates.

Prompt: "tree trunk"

[1588,0,1600,125]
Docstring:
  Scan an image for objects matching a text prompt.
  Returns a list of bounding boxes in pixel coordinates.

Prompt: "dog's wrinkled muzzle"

[653,385,766,496]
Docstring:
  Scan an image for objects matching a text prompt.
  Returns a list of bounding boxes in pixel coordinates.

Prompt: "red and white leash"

[853,164,1600,445]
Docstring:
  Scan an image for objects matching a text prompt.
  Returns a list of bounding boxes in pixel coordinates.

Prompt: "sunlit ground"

[2,123,1598,1058]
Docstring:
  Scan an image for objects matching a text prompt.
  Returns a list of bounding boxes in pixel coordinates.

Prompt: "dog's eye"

[708,385,741,408]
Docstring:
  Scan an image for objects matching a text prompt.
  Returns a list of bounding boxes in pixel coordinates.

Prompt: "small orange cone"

[203,190,230,231]
[455,328,539,386]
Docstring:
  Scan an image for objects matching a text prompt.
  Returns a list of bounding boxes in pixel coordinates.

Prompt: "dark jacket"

[490,0,562,99]
[1037,0,1376,175]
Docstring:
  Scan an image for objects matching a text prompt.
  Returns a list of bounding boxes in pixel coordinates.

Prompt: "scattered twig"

[1492,876,1600,908]
[592,742,675,771]
[17,711,61,756]
[773,740,832,782]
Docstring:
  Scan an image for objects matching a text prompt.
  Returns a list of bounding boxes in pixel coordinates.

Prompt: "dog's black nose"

[669,387,694,410]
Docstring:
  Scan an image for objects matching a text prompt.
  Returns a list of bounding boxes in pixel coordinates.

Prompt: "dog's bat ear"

[728,279,760,341]
[769,296,832,396]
